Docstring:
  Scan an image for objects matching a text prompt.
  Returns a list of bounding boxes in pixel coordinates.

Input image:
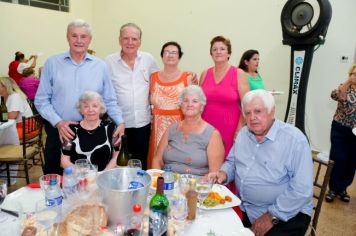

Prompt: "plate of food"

[199,184,241,210]
[146,169,164,190]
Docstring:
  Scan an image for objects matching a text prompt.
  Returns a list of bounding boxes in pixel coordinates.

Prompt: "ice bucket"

[96,167,151,225]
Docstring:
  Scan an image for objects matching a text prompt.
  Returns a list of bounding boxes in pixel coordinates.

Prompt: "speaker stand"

[284,45,315,135]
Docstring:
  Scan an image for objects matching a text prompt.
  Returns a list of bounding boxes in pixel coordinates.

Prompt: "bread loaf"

[59,204,108,236]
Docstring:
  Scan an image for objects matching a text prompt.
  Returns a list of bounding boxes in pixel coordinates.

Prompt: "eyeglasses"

[163,51,179,56]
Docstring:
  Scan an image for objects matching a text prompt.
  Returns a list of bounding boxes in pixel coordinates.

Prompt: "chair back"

[311,156,334,236]
[21,114,43,155]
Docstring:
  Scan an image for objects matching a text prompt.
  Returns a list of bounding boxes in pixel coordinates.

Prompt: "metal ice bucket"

[96,167,151,225]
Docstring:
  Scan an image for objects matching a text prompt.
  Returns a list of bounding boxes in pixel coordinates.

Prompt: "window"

[1,0,69,12]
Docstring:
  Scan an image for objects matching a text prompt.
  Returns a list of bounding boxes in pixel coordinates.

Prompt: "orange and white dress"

[147,71,189,168]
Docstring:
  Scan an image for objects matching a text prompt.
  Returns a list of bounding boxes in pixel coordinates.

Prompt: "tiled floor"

[6,163,356,236]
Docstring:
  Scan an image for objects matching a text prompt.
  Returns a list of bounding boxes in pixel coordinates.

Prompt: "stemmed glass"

[0,180,8,223]
[127,159,142,169]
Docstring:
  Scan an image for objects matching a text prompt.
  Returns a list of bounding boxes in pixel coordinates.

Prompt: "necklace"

[80,120,101,134]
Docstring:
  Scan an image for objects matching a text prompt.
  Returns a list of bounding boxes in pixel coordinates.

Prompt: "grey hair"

[179,85,207,106]
[241,89,275,115]
[67,19,92,38]
[120,22,142,39]
[77,91,106,116]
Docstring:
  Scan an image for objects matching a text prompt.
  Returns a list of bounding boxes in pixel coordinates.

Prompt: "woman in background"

[60,91,118,171]
[238,49,265,90]
[147,41,196,168]
[0,77,33,140]
[19,68,40,102]
[325,64,356,203]
[152,85,224,176]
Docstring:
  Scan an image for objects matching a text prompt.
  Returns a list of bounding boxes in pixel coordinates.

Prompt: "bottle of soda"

[149,177,169,236]
[45,178,63,206]
[62,167,78,198]
[117,134,130,166]
[163,166,174,198]
[0,96,8,123]
[128,170,146,190]
[124,204,143,236]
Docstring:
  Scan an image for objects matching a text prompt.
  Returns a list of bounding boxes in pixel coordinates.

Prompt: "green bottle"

[149,176,169,236]
[0,96,8,122]
[116,134,130,166]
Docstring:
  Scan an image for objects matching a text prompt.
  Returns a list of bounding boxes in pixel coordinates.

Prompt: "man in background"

[8,51,37,85]
[105,23,159,169]
[35,19,124,174]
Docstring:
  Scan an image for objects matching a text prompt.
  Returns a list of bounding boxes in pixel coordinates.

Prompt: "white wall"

[1,0,355,153]
[0,0,93,75]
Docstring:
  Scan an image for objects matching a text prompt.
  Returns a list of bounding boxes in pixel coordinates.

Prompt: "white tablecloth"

[1,187,254,236]
[0,119,19,145]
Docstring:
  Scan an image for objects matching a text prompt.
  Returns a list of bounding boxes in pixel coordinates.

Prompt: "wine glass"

[178,174,196,195]
[0,180,8,223]
[127,159,142,169]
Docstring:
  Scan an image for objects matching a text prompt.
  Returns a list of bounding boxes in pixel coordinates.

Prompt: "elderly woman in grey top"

[152,85,224,176]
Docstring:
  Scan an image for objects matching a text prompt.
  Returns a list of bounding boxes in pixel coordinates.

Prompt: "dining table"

[0,179,254,236]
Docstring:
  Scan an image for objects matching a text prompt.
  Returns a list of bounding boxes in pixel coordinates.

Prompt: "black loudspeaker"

[281,0,332,135]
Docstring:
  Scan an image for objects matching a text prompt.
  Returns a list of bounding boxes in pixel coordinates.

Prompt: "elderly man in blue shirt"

[35,19,125,175]
[210,89,313,236]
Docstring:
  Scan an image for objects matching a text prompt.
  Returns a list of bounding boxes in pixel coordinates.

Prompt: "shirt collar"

[117,50,142,62]
[247,119,280,143]
[63,51,93,64]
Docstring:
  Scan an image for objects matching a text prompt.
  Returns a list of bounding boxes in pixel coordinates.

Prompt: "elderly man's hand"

[112,123,125,146]
[56,120,78,143]
[208,170,227,184]
[251,213,274,236]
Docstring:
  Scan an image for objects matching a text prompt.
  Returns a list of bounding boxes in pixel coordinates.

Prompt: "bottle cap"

[49,178,57,185]
[137,170,146,176]
[163,165,172,172]
[132,204,141,213]
[64,167,73,175]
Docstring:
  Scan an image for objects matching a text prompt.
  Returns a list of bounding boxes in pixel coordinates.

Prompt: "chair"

[310,156,334,236]
[0,114,44,185]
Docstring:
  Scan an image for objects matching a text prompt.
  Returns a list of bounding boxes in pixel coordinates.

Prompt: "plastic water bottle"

[163,166,174,197]
[128,170,146,190]
[62,167,78,198]
[124,204,143,236]
[45,178,63,206]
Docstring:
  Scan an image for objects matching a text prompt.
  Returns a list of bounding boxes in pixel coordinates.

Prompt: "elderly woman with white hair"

[60,91,119,171]
[152,85,224,176]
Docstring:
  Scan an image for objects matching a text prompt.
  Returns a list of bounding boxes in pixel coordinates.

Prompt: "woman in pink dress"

[200,36,249,158]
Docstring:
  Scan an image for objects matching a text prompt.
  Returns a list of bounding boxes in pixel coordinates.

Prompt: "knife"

[1,208,19,217]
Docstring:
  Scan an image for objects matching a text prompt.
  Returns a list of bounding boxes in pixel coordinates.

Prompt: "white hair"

[67,19,92,38]
[179,85,207,106]
[77,91,106,116]
[241,89,275,115]
[120,22,142,39]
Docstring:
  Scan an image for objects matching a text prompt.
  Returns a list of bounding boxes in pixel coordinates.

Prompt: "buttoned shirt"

[221,119,313,223]
[35,52,124,127]
[105,51,159,128]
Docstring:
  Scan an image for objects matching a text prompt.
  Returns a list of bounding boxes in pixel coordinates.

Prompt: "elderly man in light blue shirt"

[35,19,124,175]
[211,89,313,236]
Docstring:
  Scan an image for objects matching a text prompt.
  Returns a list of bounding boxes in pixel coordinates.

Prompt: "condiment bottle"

[186,178,198,220]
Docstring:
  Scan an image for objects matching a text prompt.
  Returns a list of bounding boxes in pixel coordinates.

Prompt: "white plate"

[146,169,164,190]
[198,184,241,210]
[352,127,356,136]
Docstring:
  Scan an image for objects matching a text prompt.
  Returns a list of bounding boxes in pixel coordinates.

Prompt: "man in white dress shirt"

[105,23,159,169]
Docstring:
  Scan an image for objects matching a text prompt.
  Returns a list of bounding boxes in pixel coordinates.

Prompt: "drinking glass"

[127,159,142,169]
[170,195,188,221]
[178,174,197,195]
[196,177,213,206]
[75,159,90,191]
[0,180,8,223]
[87,164,98,190]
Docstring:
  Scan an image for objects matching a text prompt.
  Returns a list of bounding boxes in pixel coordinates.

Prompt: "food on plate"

[59,204,108,236]
[21,226,37,236]
[151,172,162,188]
[202,191,233,208]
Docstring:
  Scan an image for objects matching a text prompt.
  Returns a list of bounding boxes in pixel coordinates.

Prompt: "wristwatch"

[268,212,280,225]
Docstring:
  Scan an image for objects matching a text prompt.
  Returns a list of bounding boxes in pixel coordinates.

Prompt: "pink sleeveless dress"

[201,66,240,158]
